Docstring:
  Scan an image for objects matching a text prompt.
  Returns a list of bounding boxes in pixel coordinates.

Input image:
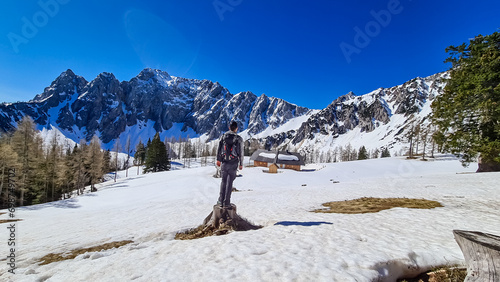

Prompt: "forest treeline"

[0,117,172,208]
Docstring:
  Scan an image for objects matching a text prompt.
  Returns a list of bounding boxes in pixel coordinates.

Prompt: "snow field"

[1,156,499,281]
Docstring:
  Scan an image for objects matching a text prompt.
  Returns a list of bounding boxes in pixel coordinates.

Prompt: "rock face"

[0,68,309,147]
[0,68,447,155]
[257,72,447,153]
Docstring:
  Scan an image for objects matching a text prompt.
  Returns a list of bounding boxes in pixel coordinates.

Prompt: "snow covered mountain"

[0,69,447,155]
[251,72,447,157]
[0,68,309,150]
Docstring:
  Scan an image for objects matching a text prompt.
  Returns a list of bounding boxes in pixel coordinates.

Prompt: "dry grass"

[38,240,133,265]
[0,219,21,224]
[175,225,230,240]
[398,265,467,282]
[314,197,443,214]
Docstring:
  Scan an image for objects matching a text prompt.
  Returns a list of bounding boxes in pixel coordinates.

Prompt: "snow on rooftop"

[258,152,300,161]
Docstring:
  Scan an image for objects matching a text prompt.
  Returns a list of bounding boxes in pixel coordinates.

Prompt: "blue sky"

[0,0,498,109]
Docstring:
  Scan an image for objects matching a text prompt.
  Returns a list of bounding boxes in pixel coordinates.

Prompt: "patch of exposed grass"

[314,197,443,214]
[175,225,230,240]
[38,240,133,265]
[0,219,21,224]
[398,265,466,282]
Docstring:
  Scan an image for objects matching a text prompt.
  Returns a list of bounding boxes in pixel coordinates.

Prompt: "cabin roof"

[250,149,305,166]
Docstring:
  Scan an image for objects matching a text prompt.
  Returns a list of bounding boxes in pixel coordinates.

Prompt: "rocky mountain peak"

[31,69,87,104]
[137,68,172,82]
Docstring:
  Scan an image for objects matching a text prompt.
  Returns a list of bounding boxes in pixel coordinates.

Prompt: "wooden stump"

[203,204,261,232]
[176,204,262,240]
[453,230,500,281]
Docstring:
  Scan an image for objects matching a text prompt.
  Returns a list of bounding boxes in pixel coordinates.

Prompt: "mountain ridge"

[0,68,310,150]
[0,69,447,157]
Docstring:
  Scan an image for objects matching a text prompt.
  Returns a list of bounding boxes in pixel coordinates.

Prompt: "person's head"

[229,121,238,132]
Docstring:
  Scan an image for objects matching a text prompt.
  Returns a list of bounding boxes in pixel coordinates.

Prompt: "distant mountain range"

[0,68,447,155]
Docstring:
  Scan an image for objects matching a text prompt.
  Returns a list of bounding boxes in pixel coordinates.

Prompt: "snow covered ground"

[1,156,499,281]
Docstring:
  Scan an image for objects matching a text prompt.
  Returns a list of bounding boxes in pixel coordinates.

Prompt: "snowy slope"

[1,156,499,281]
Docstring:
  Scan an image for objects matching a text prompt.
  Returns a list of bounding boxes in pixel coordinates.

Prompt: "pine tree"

[358,146,369,160]
[102,150,112,174]
[432,31,500,171]
[144,133,171,173]
[381,147,391,158]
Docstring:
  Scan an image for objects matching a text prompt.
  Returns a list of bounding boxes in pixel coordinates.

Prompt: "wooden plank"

[453,230,500,281]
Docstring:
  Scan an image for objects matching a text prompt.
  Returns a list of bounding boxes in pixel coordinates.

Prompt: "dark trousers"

[218,162,238,206]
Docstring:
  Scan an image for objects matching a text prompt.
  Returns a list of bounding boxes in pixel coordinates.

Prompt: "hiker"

[216,121,244,208]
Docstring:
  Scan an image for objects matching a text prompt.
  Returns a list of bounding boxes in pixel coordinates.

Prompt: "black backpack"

[220,133,239,162]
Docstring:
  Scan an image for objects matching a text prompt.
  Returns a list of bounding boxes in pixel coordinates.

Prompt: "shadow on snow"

[274,221,333,227]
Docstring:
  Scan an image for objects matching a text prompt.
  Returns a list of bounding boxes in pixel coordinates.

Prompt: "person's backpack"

[220,133,239,162]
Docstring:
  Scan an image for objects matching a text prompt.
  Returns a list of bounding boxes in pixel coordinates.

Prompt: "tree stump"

[453,230,500,281]
[203,204,261,233]
[477,157,500,172]
[175,204,262,240]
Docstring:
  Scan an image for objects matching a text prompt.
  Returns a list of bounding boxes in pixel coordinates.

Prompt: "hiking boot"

[222,204,233,209]
[216,201,223,208]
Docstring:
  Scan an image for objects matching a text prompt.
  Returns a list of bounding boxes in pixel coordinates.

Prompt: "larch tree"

[134,140,146,175]
[0,138,18,208]
[113,139,121,182]
[124,135,132,177]
[87,135,104,192]
[11,116,41,206]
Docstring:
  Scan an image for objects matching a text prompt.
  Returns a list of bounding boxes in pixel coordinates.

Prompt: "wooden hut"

[250,149,305,171]
[268,163,279,173]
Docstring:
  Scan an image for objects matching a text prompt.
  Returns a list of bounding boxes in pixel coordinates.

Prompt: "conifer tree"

[87,135,103,192]
[59,147,74,199]
[71,142,88,195]
[113,139,121,182]
[358,146,369,160]
[134,140,146,175]
[11,116,41,206]
[124,135,132,177]
[102,149,112,174]
[0,139,18,208]
[144,133,170,173]
[381,147,391,158]
[431,31,500,171]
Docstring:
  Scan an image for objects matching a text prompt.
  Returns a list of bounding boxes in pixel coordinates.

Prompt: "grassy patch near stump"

[38,240,133,265]
[314,197,443,214]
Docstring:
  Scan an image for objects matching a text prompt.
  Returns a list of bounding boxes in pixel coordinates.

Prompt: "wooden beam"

[453,230,500,281]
